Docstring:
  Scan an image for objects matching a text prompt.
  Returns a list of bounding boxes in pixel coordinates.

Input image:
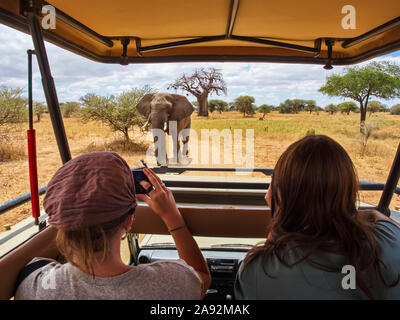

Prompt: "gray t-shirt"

[15,258,203,300]
[235,220,400,300]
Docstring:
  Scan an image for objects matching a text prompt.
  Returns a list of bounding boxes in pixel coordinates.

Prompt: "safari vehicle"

[0,0,400,300]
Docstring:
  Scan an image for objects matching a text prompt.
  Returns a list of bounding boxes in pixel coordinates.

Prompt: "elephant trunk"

[148,113,169,133]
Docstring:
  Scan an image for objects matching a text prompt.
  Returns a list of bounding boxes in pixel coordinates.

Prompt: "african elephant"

[136,92,194,165]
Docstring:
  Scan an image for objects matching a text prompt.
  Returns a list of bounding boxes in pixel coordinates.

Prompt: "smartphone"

[132,160,152,194]
[132,170,152,194]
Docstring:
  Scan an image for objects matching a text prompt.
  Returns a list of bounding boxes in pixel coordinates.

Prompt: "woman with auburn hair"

[235,135,400,300]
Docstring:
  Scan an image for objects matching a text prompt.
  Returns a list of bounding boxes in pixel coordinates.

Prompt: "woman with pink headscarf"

[15,152,210,300]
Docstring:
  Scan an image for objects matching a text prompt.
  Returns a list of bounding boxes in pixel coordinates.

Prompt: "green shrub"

[390,104,400,115]
[61,102,81,118]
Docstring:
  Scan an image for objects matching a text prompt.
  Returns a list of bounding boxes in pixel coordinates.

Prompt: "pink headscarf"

[44,152,137,231]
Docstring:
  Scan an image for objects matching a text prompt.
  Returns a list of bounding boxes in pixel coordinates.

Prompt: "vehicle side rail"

[1,170,399,216]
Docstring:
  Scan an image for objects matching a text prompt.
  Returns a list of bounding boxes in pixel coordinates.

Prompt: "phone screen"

[132,170,152,194]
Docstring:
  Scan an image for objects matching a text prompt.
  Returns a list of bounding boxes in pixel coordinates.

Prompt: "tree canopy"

[278,99,316,114]
[303,100,317,114]
[337,101,359,115]
[0,86,27,127]
[168,68,227,116]
[80,87,152,142]
[60,101,81,118]
[234,96,256,117]
[319,61,400,131]
[367,100,386,114]
[208,99,228,113]
[325,104,338,115]
[258,104,272,119]
[390,104,400,115]
[33,102,47,122]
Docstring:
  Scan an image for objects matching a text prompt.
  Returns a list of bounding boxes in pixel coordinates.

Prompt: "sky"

[0,23,399,108]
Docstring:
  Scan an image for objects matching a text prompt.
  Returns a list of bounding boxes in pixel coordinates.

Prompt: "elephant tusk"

[163,122,168,132]
[142,120,150,129]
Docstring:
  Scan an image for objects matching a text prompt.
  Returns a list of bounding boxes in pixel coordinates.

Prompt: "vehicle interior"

[0,0,400,300]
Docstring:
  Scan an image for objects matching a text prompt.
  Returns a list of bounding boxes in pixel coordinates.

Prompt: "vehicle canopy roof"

[1,0,399,65]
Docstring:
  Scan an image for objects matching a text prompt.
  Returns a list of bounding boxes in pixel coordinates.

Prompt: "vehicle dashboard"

[137,248,247,300]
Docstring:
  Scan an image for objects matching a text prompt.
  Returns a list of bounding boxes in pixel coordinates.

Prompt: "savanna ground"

[1,111,400,229]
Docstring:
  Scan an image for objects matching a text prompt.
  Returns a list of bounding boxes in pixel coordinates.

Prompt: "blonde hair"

[56,210,134,276]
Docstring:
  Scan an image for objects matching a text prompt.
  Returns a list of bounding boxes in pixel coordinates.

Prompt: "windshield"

[140,234,266,250]
[0,22,399,251]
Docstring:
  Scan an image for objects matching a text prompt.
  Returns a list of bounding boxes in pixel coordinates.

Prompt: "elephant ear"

[168,94,194,121]
[136,93,154,118]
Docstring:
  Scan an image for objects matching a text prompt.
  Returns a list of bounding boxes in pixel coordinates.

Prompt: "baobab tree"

[168,68,227,116]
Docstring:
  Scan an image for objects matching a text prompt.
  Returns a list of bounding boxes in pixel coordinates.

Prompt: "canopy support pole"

[27,49,40,226]
[378,142,400,216]
[226,0,240,39]
[25,5,71,164]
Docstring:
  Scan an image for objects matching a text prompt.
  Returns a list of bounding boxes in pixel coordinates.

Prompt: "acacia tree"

[33,102,47,122]
[303,100,317,114]
[80,87,152,143]
[338,101,358,115]
[234,96,256,117]
[208,99,228,113]
[325,104,338,115]
[319,61,400,132]
[258,104,272,119]
[168,68,227,116]
[278,99,312,114]
[390,104,400,115]
[367,100,386,115]
[61,101,80,118]
[0,86,27,127]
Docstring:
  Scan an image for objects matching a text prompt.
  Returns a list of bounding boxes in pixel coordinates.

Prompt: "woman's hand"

[136,168,211,293]
[136,168,184,229]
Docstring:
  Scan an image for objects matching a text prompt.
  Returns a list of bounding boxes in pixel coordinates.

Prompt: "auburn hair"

[242,135,397,299]
[56,210,134,276]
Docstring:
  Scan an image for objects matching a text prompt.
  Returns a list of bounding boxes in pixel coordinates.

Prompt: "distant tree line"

[0,59,399,138]
[203,97,324,117]
[201,95,400,119]
[324,101,392,115]
[0,85,84,127]
[167,62,400,123]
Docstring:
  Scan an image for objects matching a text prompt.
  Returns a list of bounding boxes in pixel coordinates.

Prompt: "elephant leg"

[177,117,191,164]
[153,131,167,166]
[168,120,179,165]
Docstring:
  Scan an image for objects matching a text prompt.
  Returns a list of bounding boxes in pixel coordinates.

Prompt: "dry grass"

[0,143,25,162]
[1,111,400,229]
[82,139,149,154]
[0,125,26,162]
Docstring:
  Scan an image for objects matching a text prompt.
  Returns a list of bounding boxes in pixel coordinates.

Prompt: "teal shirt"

[234,221,400,300]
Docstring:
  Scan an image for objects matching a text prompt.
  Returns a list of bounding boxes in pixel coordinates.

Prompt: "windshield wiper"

[141,242,176,248]
[210,244,254,248]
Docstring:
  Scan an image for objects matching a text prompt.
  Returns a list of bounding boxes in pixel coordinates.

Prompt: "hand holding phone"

[133,170,153,194]
[136,168,182,225]
[133,159,153,194]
